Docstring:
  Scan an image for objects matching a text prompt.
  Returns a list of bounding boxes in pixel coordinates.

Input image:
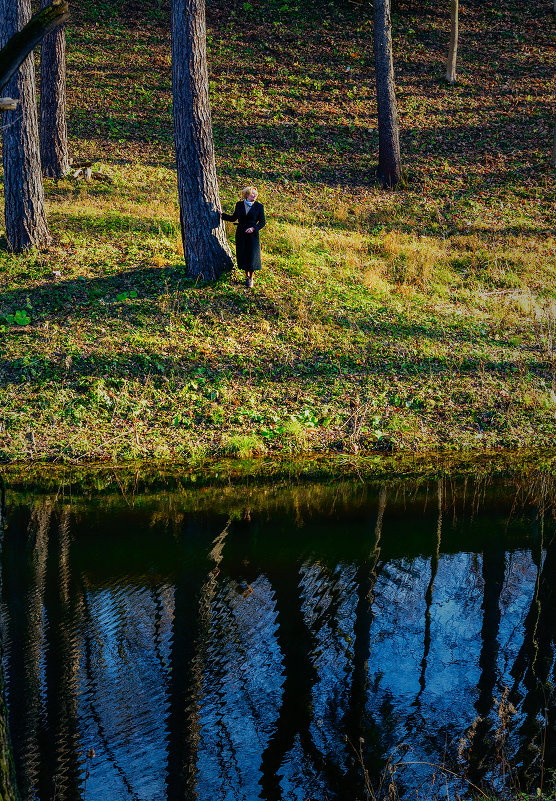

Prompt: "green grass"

[0,0,554,462]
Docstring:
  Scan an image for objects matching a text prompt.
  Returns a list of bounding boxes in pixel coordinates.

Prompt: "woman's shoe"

[248,277,254,288]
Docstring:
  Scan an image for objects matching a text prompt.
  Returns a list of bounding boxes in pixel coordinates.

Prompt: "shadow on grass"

[0,255,539,361]
[0,338,551,390]
[0,264,237,323]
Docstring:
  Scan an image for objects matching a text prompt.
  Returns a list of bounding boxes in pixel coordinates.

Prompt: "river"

[1,471,555,800]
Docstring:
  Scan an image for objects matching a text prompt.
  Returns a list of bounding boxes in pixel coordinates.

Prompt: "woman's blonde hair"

[240,186,258,199]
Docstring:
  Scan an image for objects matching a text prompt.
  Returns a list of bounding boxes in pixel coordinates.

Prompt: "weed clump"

[222,435,266,459]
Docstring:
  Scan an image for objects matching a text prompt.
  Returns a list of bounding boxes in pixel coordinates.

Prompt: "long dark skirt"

[236,228,262,271]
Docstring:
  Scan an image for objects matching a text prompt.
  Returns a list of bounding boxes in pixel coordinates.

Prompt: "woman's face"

[246,192,257,203]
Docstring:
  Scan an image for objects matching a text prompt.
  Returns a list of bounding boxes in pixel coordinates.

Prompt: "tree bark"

[1,0,51,251]
[171,0,233,280]
[372,0,402,188]
[39,0,69,178]
[446,0,459,84]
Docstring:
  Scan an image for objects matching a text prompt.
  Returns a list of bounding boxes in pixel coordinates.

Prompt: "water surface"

[2,474,556,800]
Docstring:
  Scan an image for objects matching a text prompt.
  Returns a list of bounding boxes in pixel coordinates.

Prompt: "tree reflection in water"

[0,473,555,800]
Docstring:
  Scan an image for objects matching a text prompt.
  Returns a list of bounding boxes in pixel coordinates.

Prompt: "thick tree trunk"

[372,0,402,188]
[39,0,69,178]
[446,0,459,84]
[1,0,51,251]
[171,0,233,280]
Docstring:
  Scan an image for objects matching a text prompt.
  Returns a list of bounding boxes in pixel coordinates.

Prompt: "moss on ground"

[0,0,554,462]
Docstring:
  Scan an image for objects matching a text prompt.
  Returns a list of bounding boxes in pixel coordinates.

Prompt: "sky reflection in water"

[1,475,554,801]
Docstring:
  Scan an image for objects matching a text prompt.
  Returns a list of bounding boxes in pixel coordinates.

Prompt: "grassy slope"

[0,0,554,462]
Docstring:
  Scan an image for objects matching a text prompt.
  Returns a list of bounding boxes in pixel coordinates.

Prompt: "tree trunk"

[39,0,69,178]
[171,0,233,280]
[446,0,459,84]
[1,0,51,251]
[552,123,556,168]
[372,0,402,188]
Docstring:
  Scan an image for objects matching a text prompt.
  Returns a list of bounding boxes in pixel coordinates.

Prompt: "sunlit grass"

[0,0,554,461]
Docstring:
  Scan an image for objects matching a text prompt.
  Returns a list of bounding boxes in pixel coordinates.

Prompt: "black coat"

[221,201,266,271]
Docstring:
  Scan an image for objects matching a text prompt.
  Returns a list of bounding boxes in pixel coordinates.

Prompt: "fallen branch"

[67,160,113,183]
[92,172,113,184]
[69,159,93,169]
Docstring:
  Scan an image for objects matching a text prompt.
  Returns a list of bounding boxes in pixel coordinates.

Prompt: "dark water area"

[2,473,556,801]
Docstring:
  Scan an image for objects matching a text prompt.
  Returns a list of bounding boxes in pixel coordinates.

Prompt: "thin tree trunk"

[39,0,69,178]
[171,0,233,280]
[1,0,51,251]
[372,0,402,188]
[446,0,459,84]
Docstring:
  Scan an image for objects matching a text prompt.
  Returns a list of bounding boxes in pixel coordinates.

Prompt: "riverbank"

[2,449,556,497]
[0,0,554,463]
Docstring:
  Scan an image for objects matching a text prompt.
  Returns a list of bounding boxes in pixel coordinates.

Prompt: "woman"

[219,187,266,288]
